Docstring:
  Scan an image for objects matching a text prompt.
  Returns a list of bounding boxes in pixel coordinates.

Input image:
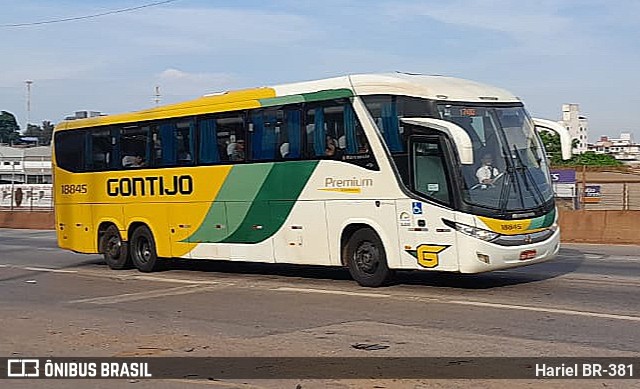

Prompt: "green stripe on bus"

[221,160,319,243]
[300,89,353,102]
[258,89,353,108]
[258,95,305,107]
[185,161,318,244]
[185,163,274,243]
[528,209,556,230]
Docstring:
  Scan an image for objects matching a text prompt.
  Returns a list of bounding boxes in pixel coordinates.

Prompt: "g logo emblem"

[416,245,448,268]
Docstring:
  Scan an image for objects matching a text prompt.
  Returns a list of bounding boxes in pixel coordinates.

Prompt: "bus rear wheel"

[101,225,130,270]
[345,228,392,287]
[130,225,159,273]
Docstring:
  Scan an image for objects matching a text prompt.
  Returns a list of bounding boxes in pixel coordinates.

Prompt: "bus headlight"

[447,221,499,242]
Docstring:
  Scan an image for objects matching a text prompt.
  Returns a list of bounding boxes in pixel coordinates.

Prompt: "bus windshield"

[437,104,553,212]
[361,95,554,214]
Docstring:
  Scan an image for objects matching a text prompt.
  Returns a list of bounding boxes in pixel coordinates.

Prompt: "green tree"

[539,130,622,167]
[22,121,55,146]
[0,111,21,145]
[24,123,43,138]
[539,131,562,164]
[41,121,54,146]
[570,151,623,166]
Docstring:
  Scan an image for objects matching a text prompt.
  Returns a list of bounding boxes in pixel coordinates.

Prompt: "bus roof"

[55,73,520,131]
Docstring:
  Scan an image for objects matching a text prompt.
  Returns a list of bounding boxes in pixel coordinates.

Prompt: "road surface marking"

[448,300,640,322]
[23,266,78,273]
[133,274,225,285]
[68,284,216,305]
[275,287,390,298]
[0,243,60,251]
[7,263,640,322]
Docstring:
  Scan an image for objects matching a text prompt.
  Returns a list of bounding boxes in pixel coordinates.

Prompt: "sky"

[1,0,639,141]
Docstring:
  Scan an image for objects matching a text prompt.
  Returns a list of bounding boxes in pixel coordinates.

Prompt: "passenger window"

[216,114,246,162]
[198,117,221,164]
[250,109,281,161]
[362,95,429,153]
[304,101,377,169]
[305,102,345,159]
[120,126,150,168]
[88,128,114,170]
[54,131,85,172]
[153,119,194,167]
[278,108,302,159]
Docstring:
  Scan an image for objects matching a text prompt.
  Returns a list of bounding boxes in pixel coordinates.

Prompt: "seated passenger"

[280,142,290,159]
[178,150,192,163]
[122,155,146,168]
[227,139,245,161]
[325,135,337,157]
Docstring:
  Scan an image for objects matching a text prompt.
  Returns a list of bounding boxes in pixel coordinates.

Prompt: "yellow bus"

[53,73,572,286]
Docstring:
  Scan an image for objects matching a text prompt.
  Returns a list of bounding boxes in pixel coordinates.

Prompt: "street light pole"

[25,80,33,129]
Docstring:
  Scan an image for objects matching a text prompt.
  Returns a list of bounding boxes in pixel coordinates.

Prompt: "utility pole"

[25,80,33,131]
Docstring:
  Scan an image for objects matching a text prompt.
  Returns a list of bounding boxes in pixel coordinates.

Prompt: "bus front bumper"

[457,227,561,273]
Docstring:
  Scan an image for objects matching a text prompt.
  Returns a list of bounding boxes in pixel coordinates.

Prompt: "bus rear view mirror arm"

[400,118,474,165]
[532,118,572,160]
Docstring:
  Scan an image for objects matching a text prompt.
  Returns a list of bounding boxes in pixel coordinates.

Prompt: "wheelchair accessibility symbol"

[412,202,422,215]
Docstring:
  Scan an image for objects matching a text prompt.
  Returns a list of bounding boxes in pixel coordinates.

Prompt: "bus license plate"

[519,250,537,260]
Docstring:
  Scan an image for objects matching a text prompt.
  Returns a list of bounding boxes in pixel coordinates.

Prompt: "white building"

[588,133,640,162]
[558,103,588,154]
[0,145,52,184]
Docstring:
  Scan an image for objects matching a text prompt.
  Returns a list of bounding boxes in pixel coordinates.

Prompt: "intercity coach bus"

[53,73,572,286]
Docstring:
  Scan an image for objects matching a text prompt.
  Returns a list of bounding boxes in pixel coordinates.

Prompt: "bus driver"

[476,153,500,186]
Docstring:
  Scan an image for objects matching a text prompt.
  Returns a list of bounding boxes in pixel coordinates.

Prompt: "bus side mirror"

[532,118,572,160]
[400,118,474,165]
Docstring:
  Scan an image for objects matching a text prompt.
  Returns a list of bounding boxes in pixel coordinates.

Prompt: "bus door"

[395,135,459,271]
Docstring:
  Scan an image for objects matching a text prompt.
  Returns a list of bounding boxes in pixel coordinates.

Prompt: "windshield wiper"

[511,145,545,208]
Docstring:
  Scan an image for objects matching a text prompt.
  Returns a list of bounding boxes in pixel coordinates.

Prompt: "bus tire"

[345,228,392,287]
[130,225,159,273]
[101,225,130,270]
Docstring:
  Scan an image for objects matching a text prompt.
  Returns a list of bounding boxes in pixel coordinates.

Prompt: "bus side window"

[305,107,324,158]
[305,102,343,160]
[152,120,194,167]
[54,130,86,172]
[119,126,150,168]
[176,120,194,165]
[280,108,302,159]
[216,113,246,162]
[250,109,281,161]
[198,117,220,164]
[88,128,113,170]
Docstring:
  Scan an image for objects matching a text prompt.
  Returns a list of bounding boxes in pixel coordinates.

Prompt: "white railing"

[0,184,53,210]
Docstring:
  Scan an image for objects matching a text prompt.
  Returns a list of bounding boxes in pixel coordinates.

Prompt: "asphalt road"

[0,229,639,388]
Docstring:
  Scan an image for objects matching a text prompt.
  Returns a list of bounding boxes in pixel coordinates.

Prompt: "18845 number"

[60,184,87,195]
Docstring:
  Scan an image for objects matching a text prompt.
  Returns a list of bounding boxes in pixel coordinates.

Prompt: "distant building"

[0,145,52,184]
[64,110,104,120]
[558,104,588,154]
[588,133,640,163]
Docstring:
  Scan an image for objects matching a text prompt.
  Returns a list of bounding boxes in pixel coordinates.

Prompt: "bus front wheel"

[101,225,130,270]
[130,225,159,273]
[346,228,392,287]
